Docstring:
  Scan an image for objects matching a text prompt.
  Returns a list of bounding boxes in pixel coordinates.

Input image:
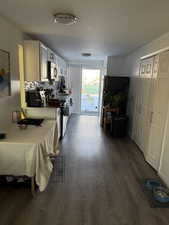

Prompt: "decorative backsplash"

[25,81,59,99]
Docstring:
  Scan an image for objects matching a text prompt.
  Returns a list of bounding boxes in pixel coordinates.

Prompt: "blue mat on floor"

[141,179,169,208]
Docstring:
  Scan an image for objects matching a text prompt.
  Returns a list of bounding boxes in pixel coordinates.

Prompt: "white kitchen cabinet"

[24,41,48,81]
[40,44,48,81]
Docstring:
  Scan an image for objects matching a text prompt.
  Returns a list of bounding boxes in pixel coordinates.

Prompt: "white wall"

[0,16,24,131]
[107,31,169,77]
[121,31,169,136]
[125,31,169,76]
[107,56,127,76]
[68,64,82,114]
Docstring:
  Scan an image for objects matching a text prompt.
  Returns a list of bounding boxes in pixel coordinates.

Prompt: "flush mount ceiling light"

[82,53,92,57]
[53,13,79,25]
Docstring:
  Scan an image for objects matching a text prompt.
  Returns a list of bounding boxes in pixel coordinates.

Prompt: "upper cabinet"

[24,41,48,81]
[24,40,68,82]
[40,43,48,81]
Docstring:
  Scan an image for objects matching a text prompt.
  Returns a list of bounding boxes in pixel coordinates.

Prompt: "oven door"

[60,104,69,139]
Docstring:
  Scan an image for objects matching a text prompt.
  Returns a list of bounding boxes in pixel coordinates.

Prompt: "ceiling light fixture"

[53,13,79,25]
[82,53,92,57]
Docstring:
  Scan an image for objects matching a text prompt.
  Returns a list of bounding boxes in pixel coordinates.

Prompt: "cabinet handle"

[146,64,149,73]
[150,112,154,124]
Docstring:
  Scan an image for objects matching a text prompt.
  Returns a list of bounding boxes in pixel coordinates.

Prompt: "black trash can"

[111,115,128,137]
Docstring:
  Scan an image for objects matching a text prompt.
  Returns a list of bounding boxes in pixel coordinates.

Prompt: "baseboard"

[158,170,169,188]
[145,154,158,171]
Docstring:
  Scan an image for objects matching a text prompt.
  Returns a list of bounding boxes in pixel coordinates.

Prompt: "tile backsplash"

[25,81,59,99]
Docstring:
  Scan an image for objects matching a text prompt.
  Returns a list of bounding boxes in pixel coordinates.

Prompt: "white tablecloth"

[0,120,59,191]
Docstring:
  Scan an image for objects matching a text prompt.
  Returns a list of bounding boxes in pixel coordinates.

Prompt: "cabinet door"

[24,41,40,81]
[146,51,169,170]
[40,44,48,81]
[133,57,154,155]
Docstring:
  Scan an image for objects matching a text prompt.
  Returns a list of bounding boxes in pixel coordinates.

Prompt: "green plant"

[104,92,126,108]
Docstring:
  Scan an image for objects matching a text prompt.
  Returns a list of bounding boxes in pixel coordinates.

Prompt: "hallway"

[0,115,169,225]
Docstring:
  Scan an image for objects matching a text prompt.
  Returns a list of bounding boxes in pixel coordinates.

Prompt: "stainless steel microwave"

[47,61,57,80]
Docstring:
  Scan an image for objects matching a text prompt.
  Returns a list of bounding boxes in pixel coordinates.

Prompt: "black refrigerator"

[100,76,130,136]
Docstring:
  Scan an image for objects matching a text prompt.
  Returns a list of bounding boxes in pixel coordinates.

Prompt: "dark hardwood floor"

[0,115,169,225]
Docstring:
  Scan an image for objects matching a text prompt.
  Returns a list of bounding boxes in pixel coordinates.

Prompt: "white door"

[146,52,169,170]
[141,57,154,155]
[132,77,143,149]
[133,57,154,155]
[80,68,101,114]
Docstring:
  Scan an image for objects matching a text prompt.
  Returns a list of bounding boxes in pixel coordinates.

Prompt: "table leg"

[31,176,36,197]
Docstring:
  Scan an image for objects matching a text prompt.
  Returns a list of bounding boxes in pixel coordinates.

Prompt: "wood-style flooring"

[0,115,169,225]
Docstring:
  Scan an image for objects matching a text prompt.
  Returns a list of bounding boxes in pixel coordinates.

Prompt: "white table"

[0,120,59,193]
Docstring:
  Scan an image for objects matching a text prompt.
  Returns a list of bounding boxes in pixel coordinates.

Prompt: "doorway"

[81,68,101,115]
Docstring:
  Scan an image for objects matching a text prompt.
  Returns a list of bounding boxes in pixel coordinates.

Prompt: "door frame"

[80,66,102,115]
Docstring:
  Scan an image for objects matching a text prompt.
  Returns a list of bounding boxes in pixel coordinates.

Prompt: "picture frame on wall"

[0,49,10,97]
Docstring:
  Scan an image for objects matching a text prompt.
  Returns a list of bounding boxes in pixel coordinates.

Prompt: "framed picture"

[0,49,10,97]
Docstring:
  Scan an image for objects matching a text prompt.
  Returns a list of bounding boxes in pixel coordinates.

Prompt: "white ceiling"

[1,0,169,61]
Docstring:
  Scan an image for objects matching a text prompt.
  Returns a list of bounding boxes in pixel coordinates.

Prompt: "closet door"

[146,52,169,170]
[134,58,153,154]
[132,77,142,148]
[141,57,154,155]
[133,60,147,150]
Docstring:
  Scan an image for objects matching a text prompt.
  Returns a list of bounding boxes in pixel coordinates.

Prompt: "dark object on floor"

[111,115,128,137]
[0,133,6,139]
[17,118,44,126]
[153,186,169,203]
[145,179,161,191]
[0,175,31,188]
[141,179,169,208]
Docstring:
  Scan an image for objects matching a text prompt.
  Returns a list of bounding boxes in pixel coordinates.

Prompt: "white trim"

[106,74,130,77]
[141,46,169,60]
[79,64,83,113]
